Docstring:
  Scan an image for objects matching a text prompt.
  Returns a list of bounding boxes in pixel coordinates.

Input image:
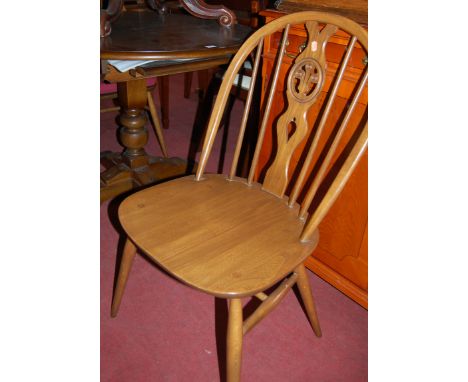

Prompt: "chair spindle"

[229,38,264,180]
[247,24,291,185]
[299,68,368,218]
[300,122,368,242]
[289,35,358,208]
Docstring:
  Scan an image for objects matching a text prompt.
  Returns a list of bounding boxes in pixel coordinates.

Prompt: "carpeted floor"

[100,74,368,381]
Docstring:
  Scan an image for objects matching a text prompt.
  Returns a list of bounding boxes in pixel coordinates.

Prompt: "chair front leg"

[226,298,243,382]
[295,263,322,337]
[111,238,137,317]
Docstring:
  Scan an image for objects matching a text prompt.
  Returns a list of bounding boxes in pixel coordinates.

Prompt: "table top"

[100,11,253,61]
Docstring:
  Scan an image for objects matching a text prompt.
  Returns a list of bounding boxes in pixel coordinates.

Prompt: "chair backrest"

[195,11,368,243]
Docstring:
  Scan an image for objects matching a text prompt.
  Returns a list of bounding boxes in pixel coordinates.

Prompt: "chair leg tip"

[313,326,322,337]
[110,306,119,318]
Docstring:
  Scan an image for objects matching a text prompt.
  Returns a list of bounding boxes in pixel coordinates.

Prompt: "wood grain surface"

[119,174,319,298]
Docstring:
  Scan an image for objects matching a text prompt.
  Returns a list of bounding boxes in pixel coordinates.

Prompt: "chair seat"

[119,174,319,298]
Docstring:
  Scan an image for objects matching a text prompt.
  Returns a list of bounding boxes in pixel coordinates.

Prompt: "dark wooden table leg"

[118,78,150,169]
[101,78,192,203]
[179,0,236,26]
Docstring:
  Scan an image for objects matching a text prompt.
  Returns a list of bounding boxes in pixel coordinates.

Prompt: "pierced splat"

[290,58,323,102]
[262,21,338,197]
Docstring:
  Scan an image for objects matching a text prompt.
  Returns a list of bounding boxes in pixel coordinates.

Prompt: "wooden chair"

[111,11,368,381]
[100,78,169,157]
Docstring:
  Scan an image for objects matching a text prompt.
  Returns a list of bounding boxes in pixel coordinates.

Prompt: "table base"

[100,151,195,203]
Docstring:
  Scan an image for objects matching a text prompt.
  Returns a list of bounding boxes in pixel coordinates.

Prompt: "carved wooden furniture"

[259,5,368,307]
[101,0,238,37]
[100,11,251,203]
[100,78,168,157]
[112,11,367,381]
[204,0,265,28]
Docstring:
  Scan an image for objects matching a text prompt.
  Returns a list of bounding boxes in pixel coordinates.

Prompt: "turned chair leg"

[111,238,137,317]
[226,298,243,382]
[295,263,322,337]
[147,91,169,158]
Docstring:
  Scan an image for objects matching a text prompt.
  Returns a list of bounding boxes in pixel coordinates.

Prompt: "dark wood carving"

[145,0,169,14]
[100,0,123,37]
[180,0,237,26]
[101,1,168,39]
[101,0,237,38]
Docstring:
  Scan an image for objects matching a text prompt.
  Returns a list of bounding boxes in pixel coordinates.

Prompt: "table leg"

[179,0,236,26]
[118,78,150,169]
[100,78,192,203]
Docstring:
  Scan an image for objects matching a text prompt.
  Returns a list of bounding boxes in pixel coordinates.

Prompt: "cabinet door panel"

[312,152,367,291]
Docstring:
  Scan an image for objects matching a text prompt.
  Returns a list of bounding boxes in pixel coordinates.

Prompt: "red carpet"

[100,74,367,381]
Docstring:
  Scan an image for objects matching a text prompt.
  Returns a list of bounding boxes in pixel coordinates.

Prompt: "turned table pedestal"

[100,11,251,202]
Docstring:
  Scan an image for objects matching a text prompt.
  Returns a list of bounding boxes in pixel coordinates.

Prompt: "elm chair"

[112,11,368,382]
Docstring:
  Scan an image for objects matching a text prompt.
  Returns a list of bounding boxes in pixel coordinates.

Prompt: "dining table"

[100,9,252,202]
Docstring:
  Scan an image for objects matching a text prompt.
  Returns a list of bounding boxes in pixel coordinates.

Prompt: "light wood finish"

[111,238,137,317]
[246,23,290,185]
[259,8,368,307]
[261,21,339,198]
[113,11,368,381]
[119,174,320,297]
[229,39,263,179]
[243,272,298,335]
[295,263,321,336]
[300,123,368,241]
[255,292,268,301]
[227,298,243,382]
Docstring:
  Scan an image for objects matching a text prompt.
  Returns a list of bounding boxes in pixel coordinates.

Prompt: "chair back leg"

[295,264,322,337]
